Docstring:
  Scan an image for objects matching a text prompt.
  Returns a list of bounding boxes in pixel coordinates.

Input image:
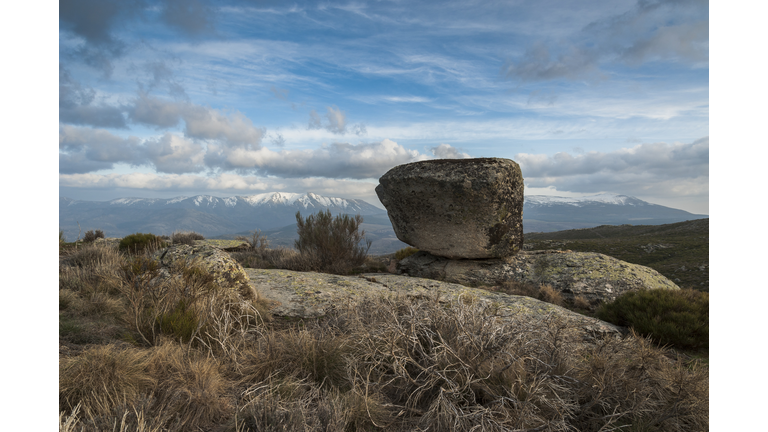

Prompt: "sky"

[57,0,709,214]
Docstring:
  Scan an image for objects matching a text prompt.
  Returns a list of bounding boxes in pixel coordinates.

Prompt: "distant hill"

[524,194,708,232]
[59,192,385,241]
[525,219,709,291]
[60,192,708,256]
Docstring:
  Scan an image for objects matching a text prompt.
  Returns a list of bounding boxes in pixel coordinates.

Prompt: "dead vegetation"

[59,241,708,431]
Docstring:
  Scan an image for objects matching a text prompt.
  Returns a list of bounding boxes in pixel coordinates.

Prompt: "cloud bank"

[517,137,709,199]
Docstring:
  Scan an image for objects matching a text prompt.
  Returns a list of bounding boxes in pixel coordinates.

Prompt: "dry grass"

[59,344,157,422]
[59,241,708,431]
[573,295,592,310]
[493,280,565,307]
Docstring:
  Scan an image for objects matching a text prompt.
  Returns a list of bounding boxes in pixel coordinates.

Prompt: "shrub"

[171,230,205,246]
[236,229,269,252]
[596,288,709,350]
[119,233,167,254]
[231,246,299,270]
[394,246,419,261]
[82,229,105,243]
[119,257,269,348]
[294,210,371,274]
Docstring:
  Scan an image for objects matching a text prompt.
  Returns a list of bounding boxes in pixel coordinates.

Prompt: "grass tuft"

[119,233,168,255]
[394,246,419,261]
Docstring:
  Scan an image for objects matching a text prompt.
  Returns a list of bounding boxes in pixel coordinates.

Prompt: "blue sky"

[57,0,709,214]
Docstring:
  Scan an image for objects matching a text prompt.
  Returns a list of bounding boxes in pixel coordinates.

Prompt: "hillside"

[59,193,385,241]
[525,219,709,291]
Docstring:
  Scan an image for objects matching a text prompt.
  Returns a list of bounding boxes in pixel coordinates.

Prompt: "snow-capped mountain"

[59,192,385,240]
[60,192,708,251]
[523,194,707,232]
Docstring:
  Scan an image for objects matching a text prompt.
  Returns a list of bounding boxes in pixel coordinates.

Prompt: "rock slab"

[375,158,524,259]
[244,268,624,339]
[397,250,680,306]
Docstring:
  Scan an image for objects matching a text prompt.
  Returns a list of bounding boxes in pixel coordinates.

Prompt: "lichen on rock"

[244,268,625,339]
[150,244,252,294]
[398,250,679,305]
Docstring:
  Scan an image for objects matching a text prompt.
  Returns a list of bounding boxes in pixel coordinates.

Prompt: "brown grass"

[59,241,708,431]
[573,295,592,310]
[493,281,565,307]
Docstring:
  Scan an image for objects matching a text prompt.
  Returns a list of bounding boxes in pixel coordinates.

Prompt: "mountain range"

[523,194,708,233]
[60,192,707,254]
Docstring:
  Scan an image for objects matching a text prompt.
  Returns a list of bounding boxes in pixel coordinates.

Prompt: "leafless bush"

[170,230,205,245]
[82,229,105,243]
[237,229,270,252]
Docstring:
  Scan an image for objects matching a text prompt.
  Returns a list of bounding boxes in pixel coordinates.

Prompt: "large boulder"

[397,250,680,306]
[375,158,524,259]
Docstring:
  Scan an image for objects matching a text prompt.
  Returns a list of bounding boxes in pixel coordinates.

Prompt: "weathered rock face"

[397,250,680,306]
[375,158,524,259]
[151,244,251,293]
[244,268,624,339]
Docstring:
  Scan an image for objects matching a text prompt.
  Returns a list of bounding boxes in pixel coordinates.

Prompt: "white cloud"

[129,92,186,128]
[59,172,385,207]
[60,121,431,180]
[306,105,366,136]
[430,143,471,159]
[517,137,709,199]
[59,172,270,191]
[59,125,144,173]
[144,133,206,174]
[324,106,347,134]
[206,139,427,178]
[183,105,265,147]
[128,93,266,148]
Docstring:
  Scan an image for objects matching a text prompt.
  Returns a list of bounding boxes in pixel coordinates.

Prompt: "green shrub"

[596,288,708,350]
[82,229,105,243]
[394,246,419,260]
[156,299,200,343]
[119,233,167,254]
[294,210,371,274]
